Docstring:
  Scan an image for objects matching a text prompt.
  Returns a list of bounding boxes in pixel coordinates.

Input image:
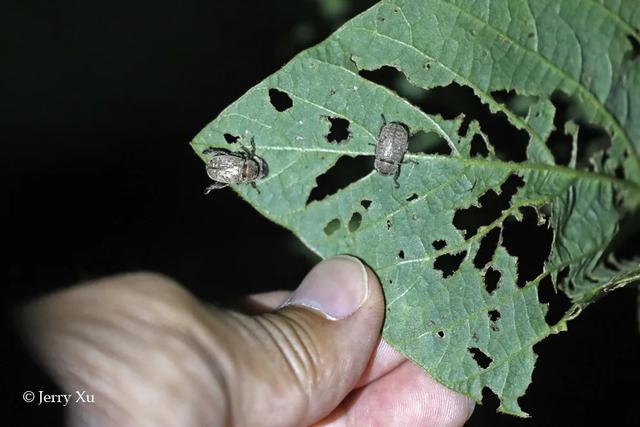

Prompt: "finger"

[209,256,385,426]
[239,290,291,313]
[354,338,406,387]
[317,360,475,427]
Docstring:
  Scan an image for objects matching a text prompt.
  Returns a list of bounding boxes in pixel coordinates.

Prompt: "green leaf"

[191,0,640,416]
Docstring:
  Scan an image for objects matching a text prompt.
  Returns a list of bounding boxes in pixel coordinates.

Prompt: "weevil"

[203,138,268,194]
[373,114,414,187]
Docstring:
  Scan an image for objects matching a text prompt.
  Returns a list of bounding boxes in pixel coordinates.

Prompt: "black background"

[2,0,638,425]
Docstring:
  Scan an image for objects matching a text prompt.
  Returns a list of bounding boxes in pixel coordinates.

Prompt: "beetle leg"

[240,137,256,158]
[251,182,261,194]
[204,181,229,195]
[380,113,387,126]
[393,168,401,188]
[241,137,256,157]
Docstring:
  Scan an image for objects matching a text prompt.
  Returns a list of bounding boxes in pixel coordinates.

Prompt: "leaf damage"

[192,0,640,416]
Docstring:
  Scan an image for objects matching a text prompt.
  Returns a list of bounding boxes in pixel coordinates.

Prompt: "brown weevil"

[203,138,268,194]
[373,114,414,187]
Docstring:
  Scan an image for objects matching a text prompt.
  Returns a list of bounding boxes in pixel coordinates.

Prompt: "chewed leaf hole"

[398,250,405,259]
[348,212,362,232]
[474,227,501,269]
[453,174,524,239]
[437,330,445,338]
[386,219,392,231]
[502,207,553,287]
[223,133,239,144]
[268,88,293,112]
[408,131,451,155]
[484,267,500,294]
[470,134,489,157]
[325,116,351,143]
[468,347,492,369]
[324,218,341,236]
[491,89,537,117]
[358,65,425,103]
[550,93,612,169]
[418,83,528,161]
[434,251,466,278]
[406,193,418,202]
[360,199,372,210]
[481,387,500,412]
[432,240,447,250]
[547,111,573,166]
[488,310,501,322]
[538,276,572,326]
[306,156,371,204]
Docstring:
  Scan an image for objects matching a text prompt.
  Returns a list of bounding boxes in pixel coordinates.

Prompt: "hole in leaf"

[418,83,529,161]
[358,66,424,103]
[325,116,351,143]
[538,276,572,326]
[434,251,467,278]
[556,266,571,287]
[491,89,537,117]
[360,199,372,210]
[268,88,293,112]
[488,310,501,322]
[306,156,371,204]
[481,387,500,412]
[437,330,445,338]
[474,227,501,269]
[398,250,405,259]
[324,219,341,236]
[223,133,239,144]
[468,347,492,369]
[614,165,625,180]
[502,207,553,287]
[576,124,611,169]
[453,174,524,239]
[627,34,640,59]
[386,219,392,231]
[348,212,362,232]
[432,240,447,250]
[547,111,573,166]
[550,93,612,169]
[470,134,489,157]
[357,71,529,161]
[407,131,451,155]
[484,267,500,294]
[405,193,418,202]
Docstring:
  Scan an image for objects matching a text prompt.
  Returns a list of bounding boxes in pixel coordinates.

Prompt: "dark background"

[2,0,638,425]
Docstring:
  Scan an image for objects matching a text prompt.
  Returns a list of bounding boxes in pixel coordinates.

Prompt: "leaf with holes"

[192,0,640,416]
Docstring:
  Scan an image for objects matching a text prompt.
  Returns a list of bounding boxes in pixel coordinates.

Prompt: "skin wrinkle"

[277,310,324,388]
[230,317,308,425]
[259,312,315,391]
[20,267,473,426]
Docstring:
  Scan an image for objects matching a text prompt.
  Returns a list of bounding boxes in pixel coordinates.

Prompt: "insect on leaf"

[192,0,640,416]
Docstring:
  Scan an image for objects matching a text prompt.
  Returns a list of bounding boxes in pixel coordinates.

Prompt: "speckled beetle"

[374,114,413,187]
[203,138,268,194]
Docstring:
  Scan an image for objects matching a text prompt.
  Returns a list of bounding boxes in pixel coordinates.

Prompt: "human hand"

[20,256,475,426]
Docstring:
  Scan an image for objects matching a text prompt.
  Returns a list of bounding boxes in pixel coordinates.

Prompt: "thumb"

[216,256,384,427]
